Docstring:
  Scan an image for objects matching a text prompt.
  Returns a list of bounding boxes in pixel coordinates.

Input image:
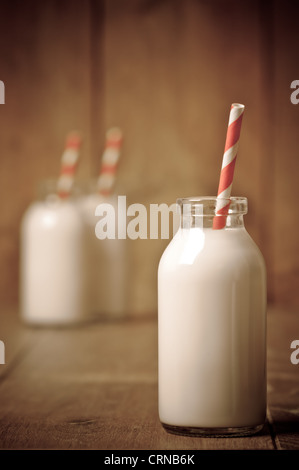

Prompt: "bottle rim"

[177,196,248,216]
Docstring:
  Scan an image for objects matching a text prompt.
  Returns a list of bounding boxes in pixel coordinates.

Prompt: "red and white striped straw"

[213,103,245,230]
[57,131,82,199]
[97,127,123,196]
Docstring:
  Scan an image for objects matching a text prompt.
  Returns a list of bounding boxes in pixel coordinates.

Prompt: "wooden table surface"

[0,304,298,451]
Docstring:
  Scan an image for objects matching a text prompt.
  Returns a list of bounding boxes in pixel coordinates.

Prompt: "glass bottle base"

[161,422,264,438]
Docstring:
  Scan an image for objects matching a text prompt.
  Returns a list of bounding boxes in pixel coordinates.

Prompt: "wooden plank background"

[0,0,298,314]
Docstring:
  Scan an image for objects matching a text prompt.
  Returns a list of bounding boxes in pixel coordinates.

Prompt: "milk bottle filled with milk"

[158,196,267,436]
[20,179,88,325]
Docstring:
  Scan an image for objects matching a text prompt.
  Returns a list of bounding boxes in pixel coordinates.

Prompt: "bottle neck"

[178,197,248,230]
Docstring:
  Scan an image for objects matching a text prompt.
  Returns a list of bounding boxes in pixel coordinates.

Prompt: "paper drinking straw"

[213,103,245,230]
[97,127,123,196]
[57,131,82,199]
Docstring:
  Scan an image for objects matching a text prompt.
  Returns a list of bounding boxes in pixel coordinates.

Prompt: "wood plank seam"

[267,407,282,450]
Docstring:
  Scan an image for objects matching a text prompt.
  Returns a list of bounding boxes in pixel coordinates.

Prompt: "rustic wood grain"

[2,305,298,450]
[102,0,265,314]
[0,0,92,302]
[272,0,299,306]
[1,0,299,311]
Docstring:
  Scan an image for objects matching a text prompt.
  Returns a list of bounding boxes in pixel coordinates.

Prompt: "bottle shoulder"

[159,227,265,273]
[21,198,83,232]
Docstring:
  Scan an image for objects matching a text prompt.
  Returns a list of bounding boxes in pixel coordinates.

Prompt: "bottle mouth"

[177,196,248,216]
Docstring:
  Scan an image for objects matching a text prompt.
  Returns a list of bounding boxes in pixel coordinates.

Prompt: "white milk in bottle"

[158,197,267,436]
[20,180,88,325]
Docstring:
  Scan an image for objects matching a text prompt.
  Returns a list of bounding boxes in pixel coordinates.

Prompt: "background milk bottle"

[20,180,88,325]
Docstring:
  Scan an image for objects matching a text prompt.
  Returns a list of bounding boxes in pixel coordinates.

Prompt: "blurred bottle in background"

[19,133,90,326]
[78,127,128,320]
[20,179,89,326]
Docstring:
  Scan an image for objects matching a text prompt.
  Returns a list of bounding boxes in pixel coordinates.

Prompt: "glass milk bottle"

[158,196,267,437]
[78,187,127,320]
[20,180,88,326]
